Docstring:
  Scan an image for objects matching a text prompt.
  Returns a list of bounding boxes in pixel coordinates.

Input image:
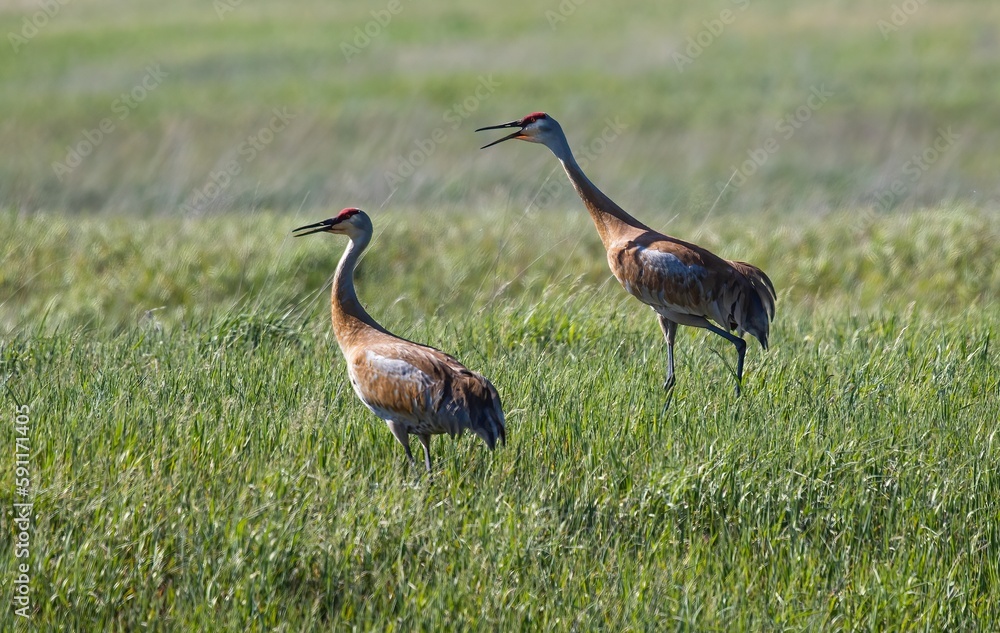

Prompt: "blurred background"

[2,0,998,217]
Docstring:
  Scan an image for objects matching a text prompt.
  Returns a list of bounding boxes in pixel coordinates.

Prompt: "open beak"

[293,219,334,237]
[475,120,525,149]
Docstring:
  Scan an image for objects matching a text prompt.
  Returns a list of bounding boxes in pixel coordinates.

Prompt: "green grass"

[2,207,999,630]
[2,0,1000,629]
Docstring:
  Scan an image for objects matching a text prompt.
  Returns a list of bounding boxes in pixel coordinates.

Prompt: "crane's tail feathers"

[731,261,777,350]
[471,381,506,451]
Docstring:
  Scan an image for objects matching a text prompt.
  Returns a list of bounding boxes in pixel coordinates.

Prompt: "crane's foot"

[398,463,423,488]
[661,392,675,416]
[660,374,676,412]
[399,449,422,483]
[661,385,676,415]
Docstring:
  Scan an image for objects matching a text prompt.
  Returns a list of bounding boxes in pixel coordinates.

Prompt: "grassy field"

[2,208,999,630]
[2,0,1000,630]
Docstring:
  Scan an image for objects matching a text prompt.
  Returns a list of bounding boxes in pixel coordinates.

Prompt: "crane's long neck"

[546,133,650,247]
[331,232,386,348]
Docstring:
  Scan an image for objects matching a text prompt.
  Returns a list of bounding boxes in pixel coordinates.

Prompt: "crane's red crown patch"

[521,112,548,125]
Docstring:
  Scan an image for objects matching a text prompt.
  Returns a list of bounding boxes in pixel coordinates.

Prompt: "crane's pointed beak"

[475,120,525,149]
[293,219,334,236]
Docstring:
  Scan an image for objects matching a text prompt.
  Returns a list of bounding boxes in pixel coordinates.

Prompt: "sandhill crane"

[294,208,505,473]
[477,112,775,400]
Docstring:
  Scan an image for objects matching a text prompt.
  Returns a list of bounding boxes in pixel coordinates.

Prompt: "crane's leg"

[657,315,679,411]
[386,420,416,468]
[703,323,748,396]
[657,315,678,391]
[417,434,433,474]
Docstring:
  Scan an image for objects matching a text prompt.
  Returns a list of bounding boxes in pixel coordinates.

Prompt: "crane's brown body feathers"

[343,336,505,450]
[611,231,775,350]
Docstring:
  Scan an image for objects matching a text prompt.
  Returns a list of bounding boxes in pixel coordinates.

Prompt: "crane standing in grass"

[477,113,776,401]
[294,208,505,473]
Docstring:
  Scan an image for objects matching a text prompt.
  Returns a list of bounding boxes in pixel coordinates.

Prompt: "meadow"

[2,0,1000,630]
